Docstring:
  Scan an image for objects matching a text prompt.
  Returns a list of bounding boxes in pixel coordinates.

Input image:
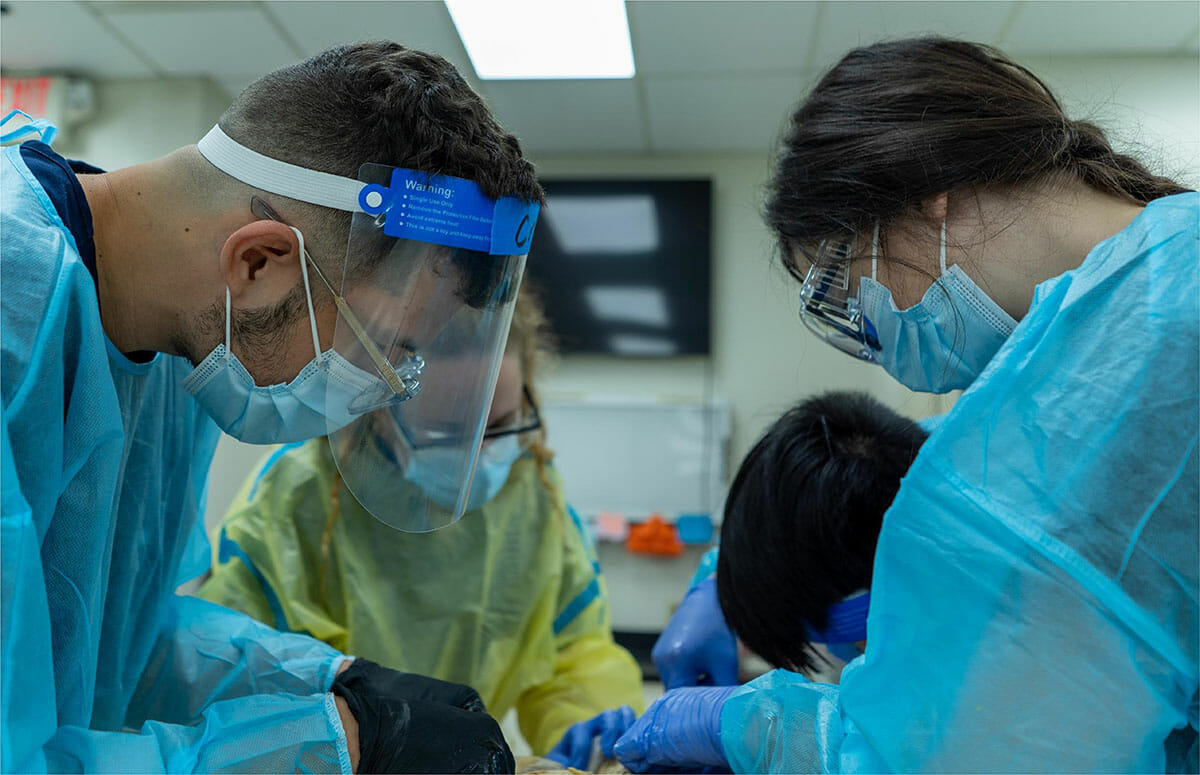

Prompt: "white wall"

[1028,56,1200,189]
[53,77,228,170]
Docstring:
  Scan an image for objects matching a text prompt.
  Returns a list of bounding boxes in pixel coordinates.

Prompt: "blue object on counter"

[676,514,714,545]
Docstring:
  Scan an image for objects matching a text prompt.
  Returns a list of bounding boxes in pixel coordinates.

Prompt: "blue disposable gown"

[1,146,351,773]
[721,192,1199,772]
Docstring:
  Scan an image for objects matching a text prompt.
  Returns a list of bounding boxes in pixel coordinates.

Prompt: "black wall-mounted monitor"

[524,179,712,357]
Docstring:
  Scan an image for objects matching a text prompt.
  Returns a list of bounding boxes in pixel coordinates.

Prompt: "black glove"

[334,683,514,774]
[336,658,486,713]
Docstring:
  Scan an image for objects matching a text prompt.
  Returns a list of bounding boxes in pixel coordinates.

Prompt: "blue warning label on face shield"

[357,168,540,255]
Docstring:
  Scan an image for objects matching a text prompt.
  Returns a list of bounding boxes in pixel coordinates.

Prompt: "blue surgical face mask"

[406,434,523,512]
[808,590,870,664]
[182,227,398,443]
[1,109,57,145]
[858,221,1017,393]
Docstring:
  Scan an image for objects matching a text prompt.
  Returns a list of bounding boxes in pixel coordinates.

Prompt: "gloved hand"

[336,658,486,712]
[652,577,739,689]
[613,686,735,774]
[333,682,514,773]
[545,706,637,770]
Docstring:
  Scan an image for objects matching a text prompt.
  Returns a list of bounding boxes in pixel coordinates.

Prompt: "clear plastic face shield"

[797,235,882,362]
[197,126,540,532]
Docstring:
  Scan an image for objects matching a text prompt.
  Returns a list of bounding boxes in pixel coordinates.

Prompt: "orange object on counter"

[625,514,684,556]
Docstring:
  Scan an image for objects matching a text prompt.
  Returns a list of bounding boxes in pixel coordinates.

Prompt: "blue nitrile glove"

[613,686,736,773]
[545,706,637,769]
[652,576,739,689]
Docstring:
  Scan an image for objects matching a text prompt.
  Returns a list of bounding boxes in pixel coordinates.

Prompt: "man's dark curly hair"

[217,41,544,299]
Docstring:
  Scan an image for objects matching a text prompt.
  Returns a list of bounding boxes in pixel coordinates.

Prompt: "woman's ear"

[921,192,950,224]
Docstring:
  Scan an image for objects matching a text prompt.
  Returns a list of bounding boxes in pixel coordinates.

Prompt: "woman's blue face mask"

[808,590,869,665]
[405,434,523,511]
[858,221,1018,393]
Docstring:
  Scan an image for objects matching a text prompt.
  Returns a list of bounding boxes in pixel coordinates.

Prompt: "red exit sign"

[1,76,54,116]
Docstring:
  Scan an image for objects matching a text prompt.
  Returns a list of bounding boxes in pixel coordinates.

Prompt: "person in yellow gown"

[198,287,645,755]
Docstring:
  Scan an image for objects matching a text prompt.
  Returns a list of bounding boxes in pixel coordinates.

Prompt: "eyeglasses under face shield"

[387,383,542,451]
[484,384,542,442]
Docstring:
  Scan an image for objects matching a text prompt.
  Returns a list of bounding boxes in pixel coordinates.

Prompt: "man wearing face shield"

[0,42,541,774]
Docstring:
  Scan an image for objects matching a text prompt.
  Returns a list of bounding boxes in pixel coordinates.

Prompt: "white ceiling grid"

[102,5,298,77]
[0,0,1195,154]
[1002,0,1200,56]
[0,0,153,76]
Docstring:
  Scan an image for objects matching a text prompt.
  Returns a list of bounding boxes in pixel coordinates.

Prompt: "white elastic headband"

[196,124,363,212]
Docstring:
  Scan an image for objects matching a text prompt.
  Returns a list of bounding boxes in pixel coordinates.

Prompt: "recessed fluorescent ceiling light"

[609,334,678,357]
[585,286,670,327]
[445,0,635,80]
[546,195,658,253]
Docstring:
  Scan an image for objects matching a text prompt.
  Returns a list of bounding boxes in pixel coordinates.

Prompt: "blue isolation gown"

[720,192,1199,772]
[1,145,351,772]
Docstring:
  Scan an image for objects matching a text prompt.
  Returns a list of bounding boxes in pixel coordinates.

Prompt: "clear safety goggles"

[198,125,540,532]
[797,239,881,362]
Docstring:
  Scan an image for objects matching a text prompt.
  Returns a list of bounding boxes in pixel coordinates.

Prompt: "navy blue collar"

[20,141,103,291]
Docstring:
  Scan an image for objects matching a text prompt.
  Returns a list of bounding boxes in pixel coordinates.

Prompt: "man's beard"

[176,284,307,379]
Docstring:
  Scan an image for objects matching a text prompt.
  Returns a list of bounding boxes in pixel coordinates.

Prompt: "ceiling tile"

[813,1,1014,69]
[644,72,815,152]
[479,79,644,154]
[628,0,819,75]
[265,1,474,73]
[100,5,299,78]
[0,0,155,77]
[1001,1,1200,56]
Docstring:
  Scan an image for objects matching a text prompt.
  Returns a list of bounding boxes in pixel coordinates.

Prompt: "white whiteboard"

[541,398,731,522]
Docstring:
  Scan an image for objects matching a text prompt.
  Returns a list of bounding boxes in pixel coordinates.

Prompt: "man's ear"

[219,219,303,307]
